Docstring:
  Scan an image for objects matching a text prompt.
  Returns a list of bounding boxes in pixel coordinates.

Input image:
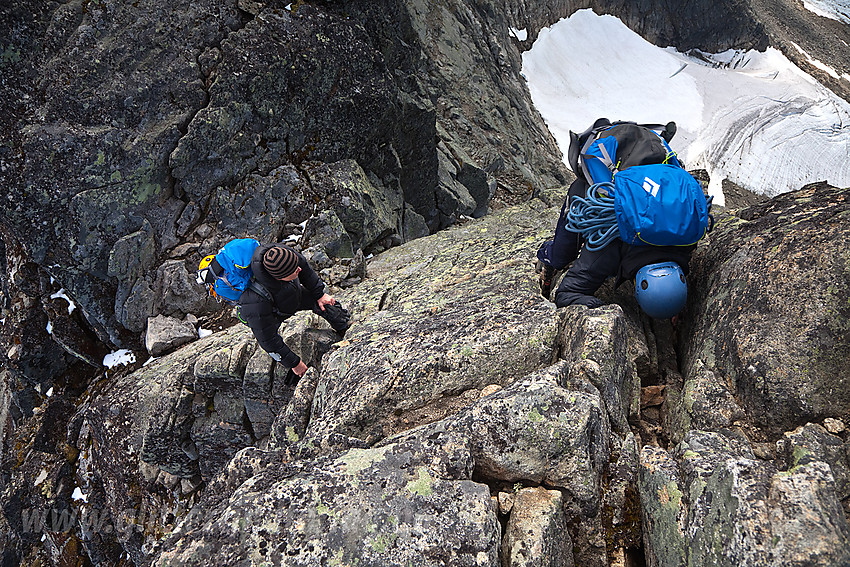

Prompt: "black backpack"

[567,119,678,184]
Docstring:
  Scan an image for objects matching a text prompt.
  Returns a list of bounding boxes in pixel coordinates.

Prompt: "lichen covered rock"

[155,433,501,566]
[683,184,850,436]
[502,487,574,567]
[303,198,562,446]
[639,430,850,567]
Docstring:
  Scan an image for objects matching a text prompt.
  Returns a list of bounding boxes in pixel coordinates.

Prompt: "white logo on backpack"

[642,177,660,197]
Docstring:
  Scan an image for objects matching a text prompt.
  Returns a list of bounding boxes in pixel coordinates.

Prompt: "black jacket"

[238,243,326,368]
[554,239,694,309]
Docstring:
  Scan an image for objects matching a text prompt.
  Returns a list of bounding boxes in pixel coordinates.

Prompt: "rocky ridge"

[2,0,850,564]
[2,182,849,565]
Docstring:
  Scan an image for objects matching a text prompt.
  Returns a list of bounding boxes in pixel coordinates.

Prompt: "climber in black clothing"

[537,118,709,320]
[238,243,350,379]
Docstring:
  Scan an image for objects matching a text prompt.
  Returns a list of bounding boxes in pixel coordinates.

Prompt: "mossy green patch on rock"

[406,467,434,497]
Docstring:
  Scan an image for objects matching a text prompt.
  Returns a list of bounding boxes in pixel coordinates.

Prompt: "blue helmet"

[634,262,687,319]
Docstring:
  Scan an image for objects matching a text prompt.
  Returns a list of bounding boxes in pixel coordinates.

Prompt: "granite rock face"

[2,181,850,565]
[681,184,850,437]
[2,0,850,562]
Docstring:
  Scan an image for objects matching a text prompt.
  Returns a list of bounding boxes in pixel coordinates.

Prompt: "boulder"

[73,314,336,561]
[638,430,850,567]
[155,432,501,566]
[561,304,641,434]
[308,160,405,253]
[502,487,574,567]
[302,209,354,259]
[144,314,197,356]
[302,198,562,446]
[385,362,610,512]
[683,184,850,437]
[777,423,850,501]
[206,165,312,245]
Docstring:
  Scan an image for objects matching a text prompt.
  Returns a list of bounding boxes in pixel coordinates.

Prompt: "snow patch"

[34,469,48,486]
[198,328,213,338]
[50,289,76,315]
[103,349,136,368]
[46,321,53,335]
[791,41,844,80]
[509,27,528,41]
[71,487,88,502]
[46,387,53,397]
[803,0,850,24]
[521,9,850,202]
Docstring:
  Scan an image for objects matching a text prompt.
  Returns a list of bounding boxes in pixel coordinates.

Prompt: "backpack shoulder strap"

[247,279,296,319]
[568,118,613,179]
[248,279,274,303]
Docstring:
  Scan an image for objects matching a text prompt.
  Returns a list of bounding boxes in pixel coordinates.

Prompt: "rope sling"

[565,182,620,251]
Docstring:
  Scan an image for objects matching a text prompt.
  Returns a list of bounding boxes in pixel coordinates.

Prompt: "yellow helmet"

[199,255,215,270]
[196,255,218,290]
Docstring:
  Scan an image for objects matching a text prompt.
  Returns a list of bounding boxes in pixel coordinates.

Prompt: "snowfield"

[522,9,850,204]
[804,0,850,24]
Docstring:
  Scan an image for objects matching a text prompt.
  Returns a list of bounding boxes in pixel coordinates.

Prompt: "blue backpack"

[612,164,709,246]
[566,120,711,249]
[198,238,259,303]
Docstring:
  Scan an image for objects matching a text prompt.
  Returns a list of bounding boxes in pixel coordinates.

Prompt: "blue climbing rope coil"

[565,182,620,251]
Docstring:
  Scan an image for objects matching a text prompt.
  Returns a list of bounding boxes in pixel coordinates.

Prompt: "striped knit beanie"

[263,246,299,279]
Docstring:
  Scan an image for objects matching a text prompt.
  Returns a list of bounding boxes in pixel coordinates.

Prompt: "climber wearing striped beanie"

[238,243,351,383]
